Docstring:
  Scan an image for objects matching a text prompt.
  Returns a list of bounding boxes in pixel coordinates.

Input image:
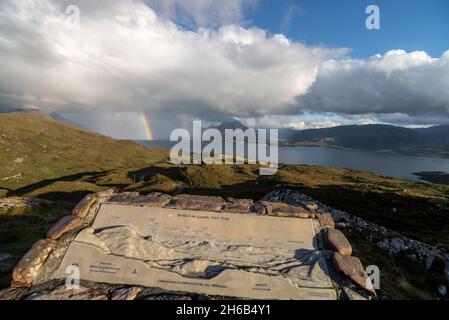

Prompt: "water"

[138,140,449,181]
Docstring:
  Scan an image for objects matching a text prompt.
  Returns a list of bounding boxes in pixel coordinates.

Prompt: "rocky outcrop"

[223,198,253,213]
[0,197,53,211]
[169,194,226,211]
[2,189,377,300]
[108,193,171,207]
[262,189,449,299]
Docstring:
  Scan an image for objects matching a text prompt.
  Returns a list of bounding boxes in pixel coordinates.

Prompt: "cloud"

[0,0,339,117]
[0,0,448,129]
[280,3,301,33]
[298,50,449,117]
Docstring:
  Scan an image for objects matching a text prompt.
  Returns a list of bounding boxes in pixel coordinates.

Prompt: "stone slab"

[52,204,336,300]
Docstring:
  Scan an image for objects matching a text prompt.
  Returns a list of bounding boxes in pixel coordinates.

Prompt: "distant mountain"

[287,124,449,152]
[415,125,449,148]
[210,120,249,133]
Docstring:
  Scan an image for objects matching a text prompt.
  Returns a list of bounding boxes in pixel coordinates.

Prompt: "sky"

[0,0,448,139]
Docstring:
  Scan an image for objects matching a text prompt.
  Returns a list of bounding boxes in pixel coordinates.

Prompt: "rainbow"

[140,112,154,140]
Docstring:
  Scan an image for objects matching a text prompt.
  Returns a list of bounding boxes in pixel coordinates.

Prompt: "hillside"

[286,124,449,155]
[0,112,168,195]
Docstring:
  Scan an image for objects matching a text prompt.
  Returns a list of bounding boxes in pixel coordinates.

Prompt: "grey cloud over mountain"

[0,0,448,126]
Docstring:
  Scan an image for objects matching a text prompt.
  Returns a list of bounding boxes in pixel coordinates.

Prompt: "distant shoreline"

[413,172,449,185]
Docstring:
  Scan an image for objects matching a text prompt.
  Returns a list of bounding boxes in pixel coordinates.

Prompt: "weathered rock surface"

[47,216,81,240]
[316,212,335,229]
[325,229,352,256]
[251,201,272,215]
[332,253,374,295]
[108,192,171,207]
[72,194,98,219]
[223,198,253,213]
[169,194,225,211]
[25,286,108,300]
[0,197,53,211]
[1,189,374,300]
[12,240,55,287]
[110,287,142,300]
[270,203,314,218]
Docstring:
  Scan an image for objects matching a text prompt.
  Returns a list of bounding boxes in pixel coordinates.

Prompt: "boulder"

[96,189,115,198]
[108,192,171,207]
[271,203,313,218]
[72,194,98,219]
[304,202,318,211]
[316,212,335,229]
[108,193,171,207]
[223,198,253,213]
[251,201,272,215]
[111,287,142,300]
[324,229,352,256]
[47,216,81,240]
[169,195,225,212]
[332,253,375,295]
[12,240,55,287]
[26,286,108,300]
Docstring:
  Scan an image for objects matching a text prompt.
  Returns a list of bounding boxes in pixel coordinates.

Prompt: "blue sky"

[249,0,449,58]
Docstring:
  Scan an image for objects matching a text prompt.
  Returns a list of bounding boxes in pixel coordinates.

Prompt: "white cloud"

[0,0,334,117]
[0,0,448,129]
[298,49,449,116]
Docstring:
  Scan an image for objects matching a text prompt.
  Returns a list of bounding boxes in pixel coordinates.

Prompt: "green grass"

[1,113,448,299]
[0,203,71,288]
[0,112,167,192]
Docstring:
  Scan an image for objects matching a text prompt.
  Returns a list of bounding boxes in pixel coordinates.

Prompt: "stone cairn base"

[0,189,376,300]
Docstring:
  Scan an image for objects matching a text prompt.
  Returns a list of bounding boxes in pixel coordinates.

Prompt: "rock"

[26,286,108,300]
[251,201,272,215]
[47,216,81,240]
[223,198,253,213]
[388,238,410,256]
[72,194,97,219]
[304,202,318,211]
[111,287,142,300]
[270,203,313,218]
[96,189,115,198]
[332,253,375,295]
[437,285,447,297]
[0,197,53,211]
[377,239,390,251]
[325,229,352,256]
[12,240,55,287]
[108,193,171,207]
[316,212,335,228]
[169,195,225,212]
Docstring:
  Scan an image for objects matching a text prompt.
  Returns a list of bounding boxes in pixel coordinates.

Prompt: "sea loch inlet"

[169,121,278,175]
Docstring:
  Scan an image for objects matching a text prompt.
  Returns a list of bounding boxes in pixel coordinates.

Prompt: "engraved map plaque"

[53,203,337,300]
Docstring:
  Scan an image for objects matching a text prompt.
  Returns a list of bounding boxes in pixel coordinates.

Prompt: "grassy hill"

[0,112,168,193]
[1,113,449,299]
